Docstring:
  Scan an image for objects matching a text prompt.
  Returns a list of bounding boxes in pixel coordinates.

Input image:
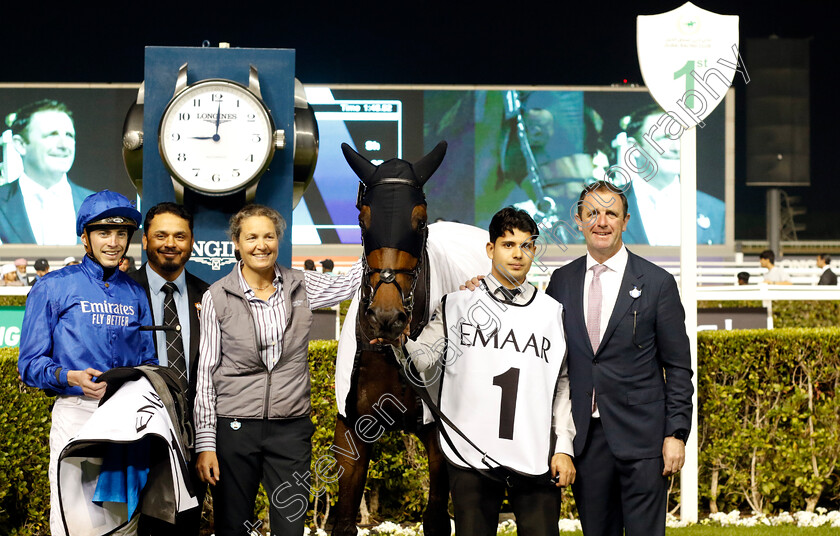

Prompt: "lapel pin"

[629,286,642,299]
[230,419,241,431]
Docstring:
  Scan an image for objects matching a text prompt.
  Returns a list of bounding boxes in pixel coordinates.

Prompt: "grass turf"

[667,528,838,535]
[538,528,838,536]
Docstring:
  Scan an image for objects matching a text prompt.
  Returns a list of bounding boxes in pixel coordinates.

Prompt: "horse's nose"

[365,307,408,339]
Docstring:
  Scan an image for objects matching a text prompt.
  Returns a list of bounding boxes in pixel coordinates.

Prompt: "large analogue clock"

[159,71,283,200]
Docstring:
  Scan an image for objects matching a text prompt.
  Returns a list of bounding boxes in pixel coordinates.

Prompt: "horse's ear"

[413,141,447,186]
[341,143,377,185]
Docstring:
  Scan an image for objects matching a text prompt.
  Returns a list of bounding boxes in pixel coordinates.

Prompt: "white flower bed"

[701,508,840,528]
[277,509,840,535]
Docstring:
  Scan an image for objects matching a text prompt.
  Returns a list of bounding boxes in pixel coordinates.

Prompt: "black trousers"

[138,452,206,536]
[571,418,667,536]
[447,462,562,536]
[213,416,314,536]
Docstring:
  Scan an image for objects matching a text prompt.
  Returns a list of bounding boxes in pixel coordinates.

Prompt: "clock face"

[159,79,275,195]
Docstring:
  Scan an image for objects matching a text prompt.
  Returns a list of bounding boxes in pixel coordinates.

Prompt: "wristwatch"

[671,429,689,444]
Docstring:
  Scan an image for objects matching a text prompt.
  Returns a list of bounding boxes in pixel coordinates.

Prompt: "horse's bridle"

[359,232,426,313]
[357,178,428,316]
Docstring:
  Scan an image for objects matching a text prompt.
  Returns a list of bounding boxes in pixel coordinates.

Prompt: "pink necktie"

[587,264,608,353]
[588,264,608,414]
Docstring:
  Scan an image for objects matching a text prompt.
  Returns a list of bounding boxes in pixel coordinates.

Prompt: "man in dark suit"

[129,202,208,536]
[0,99,94,244]
[817,254,837,285]
[545,180,693,536]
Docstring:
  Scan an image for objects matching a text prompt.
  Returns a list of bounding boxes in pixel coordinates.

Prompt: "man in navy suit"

[0,99,93,244]
[545,180,693,536]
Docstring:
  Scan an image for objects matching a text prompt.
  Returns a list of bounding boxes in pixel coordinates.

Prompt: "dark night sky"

[2,1,835,240]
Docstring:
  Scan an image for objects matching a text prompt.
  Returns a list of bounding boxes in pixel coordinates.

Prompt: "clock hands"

[214,101,221,140]
[192,102,225,141]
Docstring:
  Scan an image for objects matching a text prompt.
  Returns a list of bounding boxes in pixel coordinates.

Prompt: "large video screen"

[297,87,728,246]
[2,85,727,247]
[0,87,138,245]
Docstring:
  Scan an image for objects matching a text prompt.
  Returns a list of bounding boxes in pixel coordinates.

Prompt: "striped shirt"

[194,260,363,452]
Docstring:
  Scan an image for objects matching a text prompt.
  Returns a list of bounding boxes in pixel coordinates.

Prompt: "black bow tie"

[496,286,522,300]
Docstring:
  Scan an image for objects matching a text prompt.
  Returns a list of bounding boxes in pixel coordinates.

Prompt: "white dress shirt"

[18,173,78,245]
[583,246,628,417]
[633,177,681,246]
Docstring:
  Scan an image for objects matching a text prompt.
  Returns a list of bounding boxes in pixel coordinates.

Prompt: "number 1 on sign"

[674,60,695,108]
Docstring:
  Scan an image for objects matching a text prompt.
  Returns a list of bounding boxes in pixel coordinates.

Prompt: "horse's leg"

[419,424,452,536]
[331,417,372,536]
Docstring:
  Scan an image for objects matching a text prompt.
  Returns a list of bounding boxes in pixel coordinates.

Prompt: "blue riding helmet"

[76,190,141,236]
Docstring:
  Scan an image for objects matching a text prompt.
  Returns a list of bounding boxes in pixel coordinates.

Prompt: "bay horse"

[329,142,490,535]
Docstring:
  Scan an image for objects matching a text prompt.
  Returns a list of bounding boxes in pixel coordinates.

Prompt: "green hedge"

[309,341,436,527]
[0,342,445,533]
[698,328,840,513]
[3,331,839,533]
[0,296,26,307]
[4,296,837,325]
[699,301,840,328]
[0,347,51,536]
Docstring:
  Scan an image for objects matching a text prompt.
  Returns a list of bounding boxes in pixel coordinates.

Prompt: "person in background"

[194,204,363,535]
[320,258,335,274]
[14,258,29,285]
[816,254,837,285]
[119,255,136,273]
[33,258,50,283]
[17,189,156,536]
[1,263,23,286]
[63,256,79,267]
[303,259,316,271]
[737,272,750,286]
[759,250,792,285]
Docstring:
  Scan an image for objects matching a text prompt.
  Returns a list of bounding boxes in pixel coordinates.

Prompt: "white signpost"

[637,2,739,522]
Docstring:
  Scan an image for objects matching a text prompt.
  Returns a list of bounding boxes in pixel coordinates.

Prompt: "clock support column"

[141,46,296,284]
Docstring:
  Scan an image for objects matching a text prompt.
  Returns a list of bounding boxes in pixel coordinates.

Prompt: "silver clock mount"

[122,66,317,206]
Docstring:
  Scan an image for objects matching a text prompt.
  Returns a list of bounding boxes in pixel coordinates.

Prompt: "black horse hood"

[342,141,447,190]
[342,142,447,257]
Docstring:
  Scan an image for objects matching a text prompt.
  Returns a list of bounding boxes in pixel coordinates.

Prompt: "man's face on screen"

[524,109,554,149]
[17,110,76,183]
[636,113,680,177]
